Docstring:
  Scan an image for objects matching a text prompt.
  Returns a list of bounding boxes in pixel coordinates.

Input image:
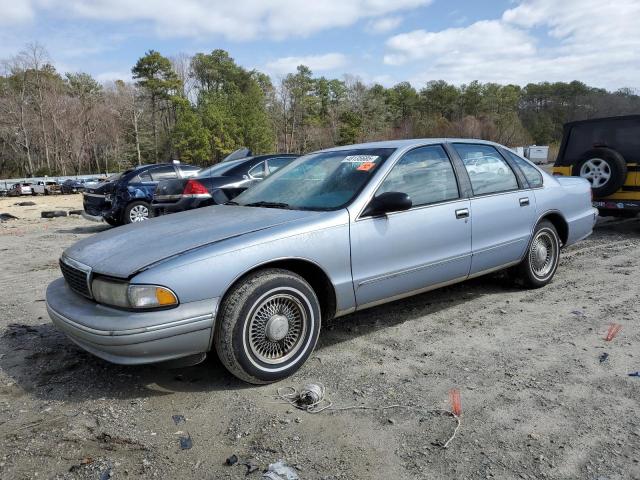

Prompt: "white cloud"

[384,20,535,66]
[265,53,348,75]
[8,0,430,40]
[366,16,402,34]
[384,0,640,89]
[0,0,34,24]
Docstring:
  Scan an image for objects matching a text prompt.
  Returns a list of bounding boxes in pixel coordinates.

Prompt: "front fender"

[131,210,356,315]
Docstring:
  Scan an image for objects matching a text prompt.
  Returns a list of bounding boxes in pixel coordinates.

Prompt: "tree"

[132,50,181,161]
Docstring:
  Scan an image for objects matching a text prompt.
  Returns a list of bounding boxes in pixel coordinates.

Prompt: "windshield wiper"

[244,201,291,209]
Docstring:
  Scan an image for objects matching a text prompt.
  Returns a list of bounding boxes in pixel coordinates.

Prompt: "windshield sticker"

[356,162,377,171]
[342,155,380,164]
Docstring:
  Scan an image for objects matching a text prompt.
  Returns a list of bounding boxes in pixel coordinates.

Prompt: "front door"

[451,143,537,275]
[350,145,472,308]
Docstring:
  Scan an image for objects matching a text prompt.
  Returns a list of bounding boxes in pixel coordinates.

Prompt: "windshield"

[197,158,248,178]
[234,148,395,211]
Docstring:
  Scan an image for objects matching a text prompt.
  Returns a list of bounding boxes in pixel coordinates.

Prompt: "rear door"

[452,143,536,276]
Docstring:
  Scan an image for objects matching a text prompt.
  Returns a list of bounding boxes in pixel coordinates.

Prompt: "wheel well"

[540,212,569,246]
[225,259,337,321]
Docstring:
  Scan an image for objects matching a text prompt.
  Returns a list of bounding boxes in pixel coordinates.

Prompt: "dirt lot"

[0,194,639,480]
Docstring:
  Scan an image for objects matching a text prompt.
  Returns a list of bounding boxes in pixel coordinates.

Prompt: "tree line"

[1,43,639,178]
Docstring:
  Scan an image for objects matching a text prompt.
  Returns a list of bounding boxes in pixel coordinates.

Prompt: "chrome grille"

[59,257,92,298]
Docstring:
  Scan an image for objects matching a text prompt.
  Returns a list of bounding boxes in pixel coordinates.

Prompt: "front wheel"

[215,269,321,384]
[512,220,560,288]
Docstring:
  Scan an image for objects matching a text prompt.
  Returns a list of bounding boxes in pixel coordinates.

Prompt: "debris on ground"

[629,372,640,378]
[262,460,299,480]
[172,414,186,425]
[604,323,622,341]
[225,454,238,466]
[14,201,36,206]
[0,213,18,221]
[41,210,68,218]
[599,352,609,363]
[179,434,192,450]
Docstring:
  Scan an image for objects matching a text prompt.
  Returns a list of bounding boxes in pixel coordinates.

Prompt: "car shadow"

[0,274,514,402]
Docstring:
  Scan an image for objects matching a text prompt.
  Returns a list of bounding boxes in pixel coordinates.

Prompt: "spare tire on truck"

[572,148,627,197]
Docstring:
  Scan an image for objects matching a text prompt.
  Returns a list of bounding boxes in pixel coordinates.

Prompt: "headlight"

[92,277,178,309]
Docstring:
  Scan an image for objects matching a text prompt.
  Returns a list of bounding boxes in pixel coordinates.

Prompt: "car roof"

[317,138,505,153]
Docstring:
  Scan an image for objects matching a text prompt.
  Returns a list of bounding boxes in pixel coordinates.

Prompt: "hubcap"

[529,230,557,279]
[247,293,306,365]
[129,205,149,222]
[579,158,611,188]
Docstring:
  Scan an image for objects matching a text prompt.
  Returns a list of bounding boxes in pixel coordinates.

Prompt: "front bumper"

[46,278,218,365]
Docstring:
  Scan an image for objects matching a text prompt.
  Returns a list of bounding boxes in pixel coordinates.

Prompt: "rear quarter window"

[505,151,543,188]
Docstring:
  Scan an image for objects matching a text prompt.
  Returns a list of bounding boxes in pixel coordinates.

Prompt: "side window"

[266,157,293,174]
[505,150,543,188]
[132,171,152,182]
[376,145,459,207]
[149,166,178,181]
[453,144,519,195]
[179,166,201,178]
[248,161,266,179]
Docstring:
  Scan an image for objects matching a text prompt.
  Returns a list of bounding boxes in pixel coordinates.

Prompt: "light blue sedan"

[46,139,597,383]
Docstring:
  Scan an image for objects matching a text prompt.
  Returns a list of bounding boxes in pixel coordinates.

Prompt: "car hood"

[63,205,320,278]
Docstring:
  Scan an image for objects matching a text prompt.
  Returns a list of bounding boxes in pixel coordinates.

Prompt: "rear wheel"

[512,220,560,288]
[214,268,321,384]
[123,201,152,224]
[573,148,626,197]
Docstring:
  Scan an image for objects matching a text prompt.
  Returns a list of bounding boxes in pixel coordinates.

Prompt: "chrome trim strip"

[83,192,107,198]
[472,237,527,255]
[48,304,213,336]
[357,252,472,287]
[356,275,468,311]
[154,194,182,201]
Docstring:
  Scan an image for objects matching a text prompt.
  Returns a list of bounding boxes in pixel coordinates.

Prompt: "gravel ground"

[0,194,639,480]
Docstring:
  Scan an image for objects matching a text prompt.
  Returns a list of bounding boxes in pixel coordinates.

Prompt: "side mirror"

[362,191,412,217]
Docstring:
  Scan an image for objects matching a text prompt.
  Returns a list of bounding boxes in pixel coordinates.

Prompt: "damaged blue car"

[82,163,200,226]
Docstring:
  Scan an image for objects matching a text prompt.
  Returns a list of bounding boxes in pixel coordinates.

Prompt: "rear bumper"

[46,278,218,365]
[152,196,211,215]
[593,200,640,211]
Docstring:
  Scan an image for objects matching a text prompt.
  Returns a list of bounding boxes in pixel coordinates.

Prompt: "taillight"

[183,179,209,196]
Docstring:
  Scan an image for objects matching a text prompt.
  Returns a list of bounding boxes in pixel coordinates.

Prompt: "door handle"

[519,197,530,206]
[455,208,469,219]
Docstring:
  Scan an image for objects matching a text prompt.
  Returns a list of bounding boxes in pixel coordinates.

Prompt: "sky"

[1,0,639,91]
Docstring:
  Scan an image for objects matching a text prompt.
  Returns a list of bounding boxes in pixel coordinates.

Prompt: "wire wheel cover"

[248,293,307,364]
[529,230,556,279]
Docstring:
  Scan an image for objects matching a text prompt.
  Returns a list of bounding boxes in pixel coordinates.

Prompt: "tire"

[214,268,321,384]
[512,220,560,289]
[104,216,121,226]
[573,148,627,197]
[41,210,68,218]
[123,201,152,224]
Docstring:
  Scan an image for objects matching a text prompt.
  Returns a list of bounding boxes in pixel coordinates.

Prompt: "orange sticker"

[357,162,376,171]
